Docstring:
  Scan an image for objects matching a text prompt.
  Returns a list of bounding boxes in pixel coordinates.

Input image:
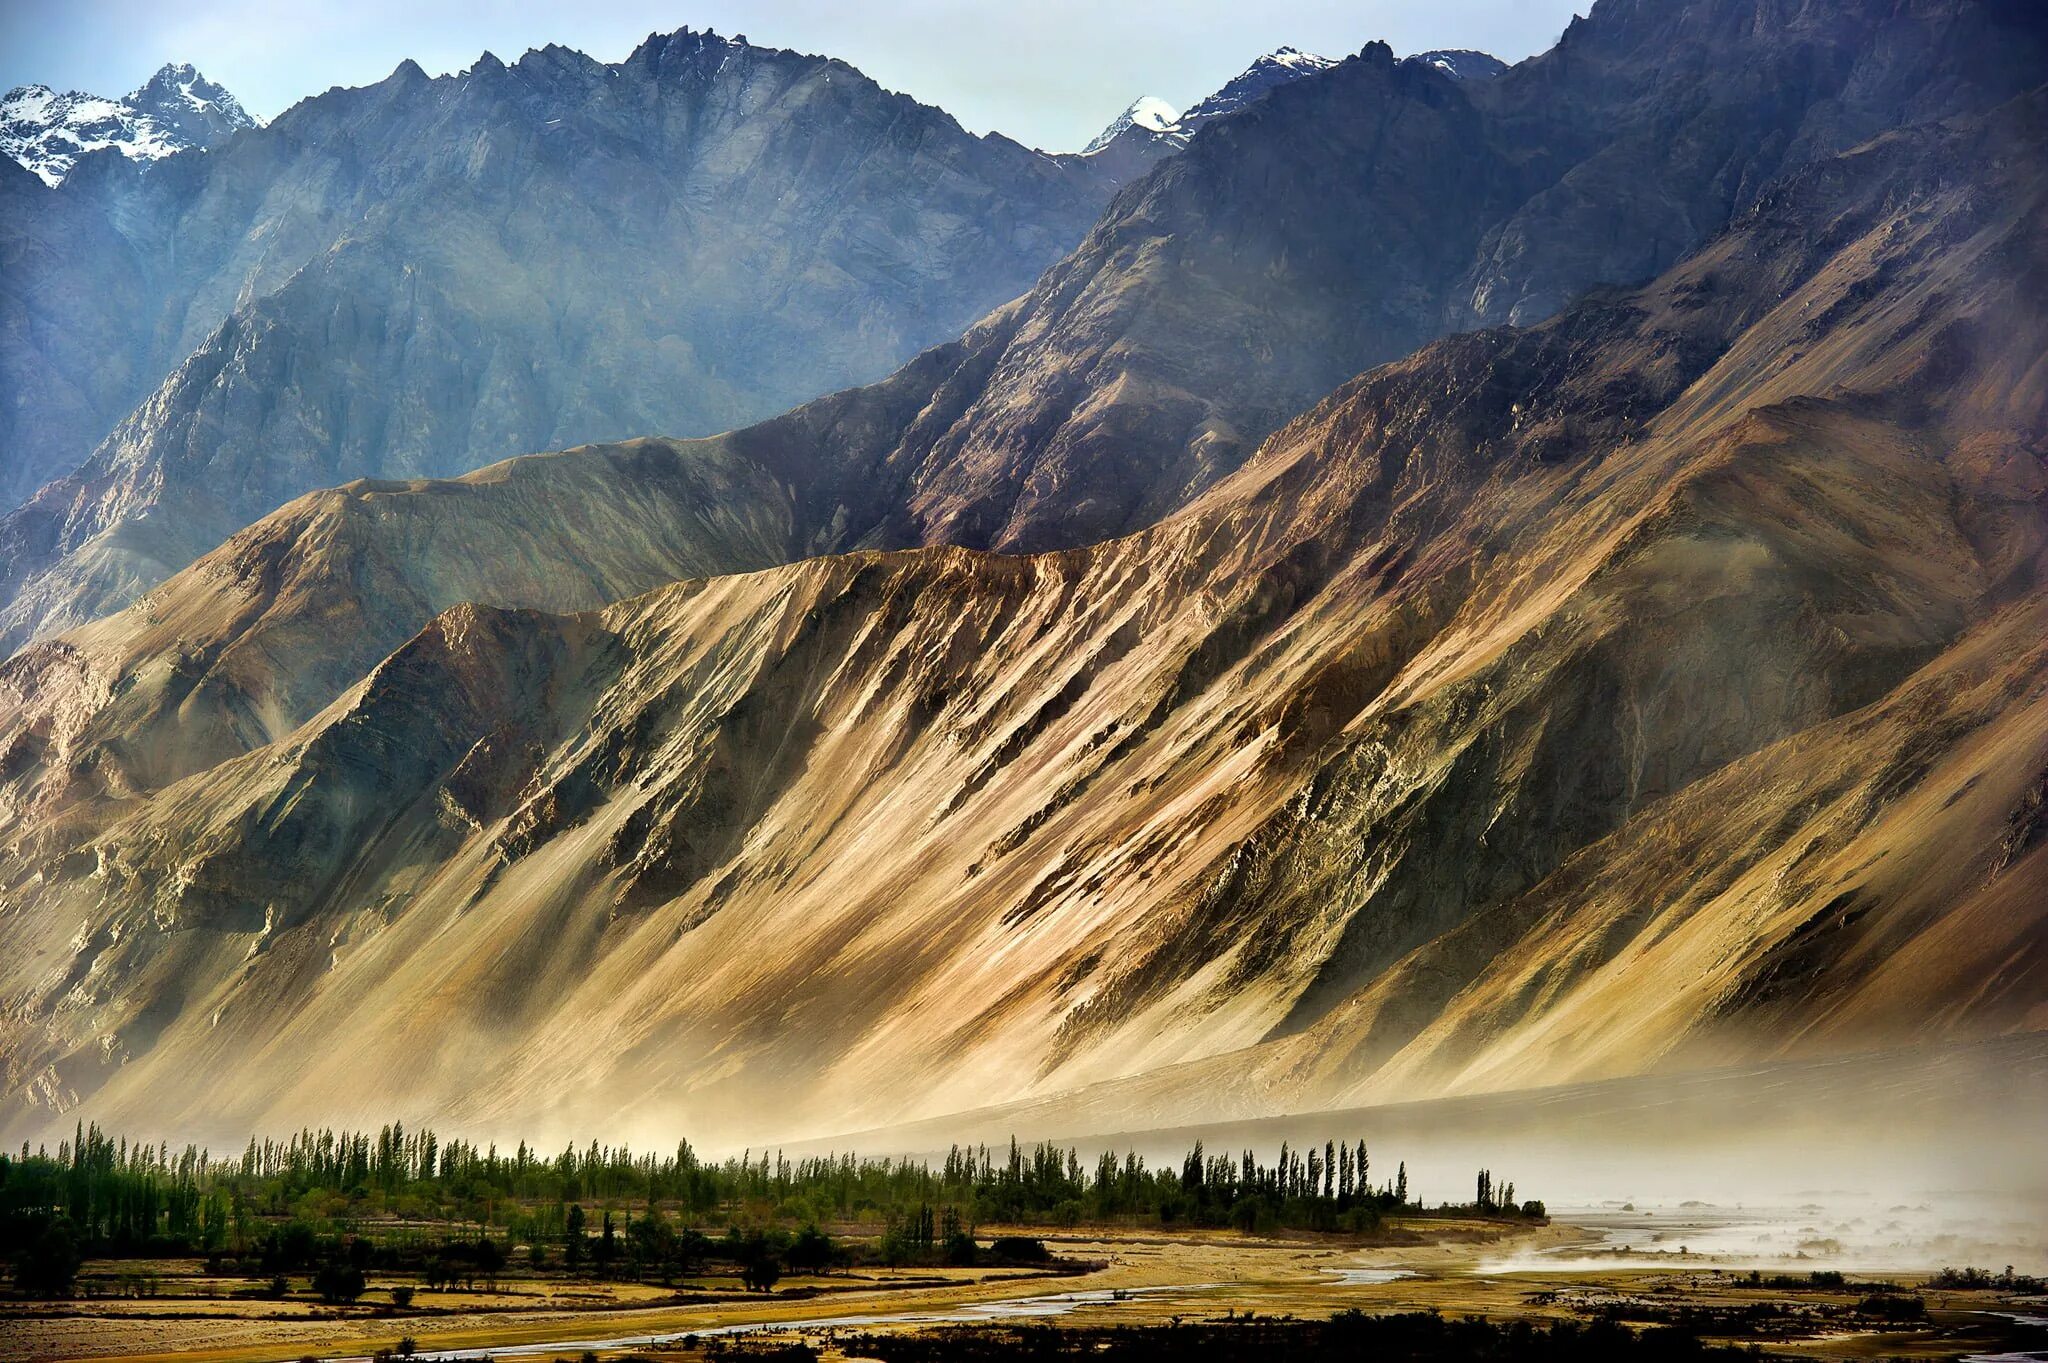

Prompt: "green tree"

[628,1209,678,1282]
[474,1236,506,1290]
[563,1202,586,1269]
[786,1224,837,1275]
[739,1253,782,1293]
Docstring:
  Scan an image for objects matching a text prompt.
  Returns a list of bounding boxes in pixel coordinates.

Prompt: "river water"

[357,1261,1425,1362]
[380,1283,1220,1362]
[1961,1311,2048,1363]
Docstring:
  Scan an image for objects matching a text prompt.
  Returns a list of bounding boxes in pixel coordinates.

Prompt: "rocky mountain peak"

[629,25,763,73]
[1081,95,1180,154]
[1407,49,1509,81]
[127,62,256,145]
[1178,47,1338,128]
[1079,45,1338,159]
[0,63,254,185]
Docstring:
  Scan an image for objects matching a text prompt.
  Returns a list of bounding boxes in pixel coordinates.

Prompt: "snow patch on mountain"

[2,62,255,185]
[1180,46,1338,128]
[1082,95,1181,155]
[1407,49,1510,82]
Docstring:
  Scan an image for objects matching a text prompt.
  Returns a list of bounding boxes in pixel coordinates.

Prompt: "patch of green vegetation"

[1927,1265,2048,1293]
[1,1122,1540,1300]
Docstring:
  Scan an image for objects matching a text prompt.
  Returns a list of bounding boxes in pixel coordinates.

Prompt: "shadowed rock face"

[623,0,2047,574]
[0,28,1120,638]
[826,0,2046,560]
[0,157,151,512]
[2,83,2040,1145]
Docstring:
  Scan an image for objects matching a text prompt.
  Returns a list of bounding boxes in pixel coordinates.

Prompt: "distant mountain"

[1179,46,1344,126]
[0,63,254,185]
[0,29,1120,644]
[1078,46,1501,180]
[1082,95,1182,154]
[0,157,151,512]
[1078,47,1339,178]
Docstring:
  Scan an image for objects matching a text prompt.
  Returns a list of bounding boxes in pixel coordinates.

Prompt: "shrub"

[987,1236,1049,1264]
[1858,1295,1927,1322]
[14,1217,82,1298]
[943,1231,979,1267]
[313,1262,368,1304]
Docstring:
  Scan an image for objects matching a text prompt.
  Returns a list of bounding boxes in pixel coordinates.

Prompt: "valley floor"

[9,1220,2044,1363]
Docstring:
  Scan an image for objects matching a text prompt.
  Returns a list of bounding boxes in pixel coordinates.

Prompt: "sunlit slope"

[0,437,802,856]
[1,96,2043,1144]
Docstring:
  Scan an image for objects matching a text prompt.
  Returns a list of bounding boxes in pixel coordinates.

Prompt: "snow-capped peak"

[2,62,255,186]
[1080,46,1337,158]
[1260,46,1338,73]
[1082,95,1182,155]
[1178,47,1337,129]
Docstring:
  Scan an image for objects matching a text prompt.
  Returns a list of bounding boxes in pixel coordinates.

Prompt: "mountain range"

[0,30,1121,644]
[0,0,2043,1146]
[0,35,1445,654]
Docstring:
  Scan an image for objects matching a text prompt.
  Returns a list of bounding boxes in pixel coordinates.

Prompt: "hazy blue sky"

[0,0,1587,151]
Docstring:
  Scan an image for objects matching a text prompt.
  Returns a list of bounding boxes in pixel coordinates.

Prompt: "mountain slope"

[1411,50,1509,81]
[0,436,804,851]
[807,0,2046,562]
[0,64,255,186]
[0,29,1118,631]
[2,87,2038,1144]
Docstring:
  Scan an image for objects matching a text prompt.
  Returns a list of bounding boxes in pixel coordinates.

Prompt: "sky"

[0,0,1587,152]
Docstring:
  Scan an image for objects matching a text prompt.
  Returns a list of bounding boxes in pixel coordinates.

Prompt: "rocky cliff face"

[0,63,255,511]
[2,81,2039,1144]
[0,29,1119,638]
[0,157,152,513]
